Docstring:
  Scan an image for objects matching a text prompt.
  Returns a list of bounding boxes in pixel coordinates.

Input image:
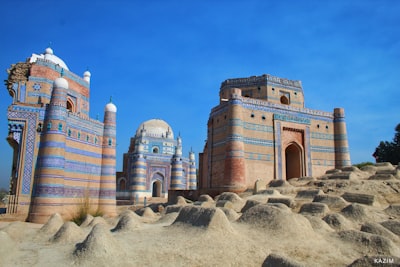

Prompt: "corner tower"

[29,77,68,223]
[98,101,117,216]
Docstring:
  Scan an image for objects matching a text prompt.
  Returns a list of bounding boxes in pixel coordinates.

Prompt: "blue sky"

[0,0,399,189]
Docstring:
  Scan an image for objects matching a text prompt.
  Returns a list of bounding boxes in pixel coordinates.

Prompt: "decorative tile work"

[8,110,38,194]
[305,126,312,176]
[276,122,282,180]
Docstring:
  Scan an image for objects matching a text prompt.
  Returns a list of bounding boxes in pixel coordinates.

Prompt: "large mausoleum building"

[116,119,197,202]
[4,47,117,223]
[199,74,351,195]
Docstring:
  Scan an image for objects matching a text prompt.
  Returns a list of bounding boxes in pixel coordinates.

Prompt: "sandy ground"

[1,166,400,267]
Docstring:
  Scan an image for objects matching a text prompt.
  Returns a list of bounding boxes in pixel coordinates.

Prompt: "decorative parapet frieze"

[274,113,311,125]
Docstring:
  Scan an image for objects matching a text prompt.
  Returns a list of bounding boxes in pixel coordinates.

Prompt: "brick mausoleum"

[199,74,351,195]
[4,47,117,223]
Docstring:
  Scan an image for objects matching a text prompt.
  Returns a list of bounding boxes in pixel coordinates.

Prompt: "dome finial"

[109,96,113,103]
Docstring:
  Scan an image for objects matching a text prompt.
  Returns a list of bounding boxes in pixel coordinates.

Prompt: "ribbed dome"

[136,119,174,139]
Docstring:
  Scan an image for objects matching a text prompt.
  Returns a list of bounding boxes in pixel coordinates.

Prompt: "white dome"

[136,119,174,139]
[54,77,68,89]
[83,70,91,77]
[105,102,117,112]
[43,47,69,70]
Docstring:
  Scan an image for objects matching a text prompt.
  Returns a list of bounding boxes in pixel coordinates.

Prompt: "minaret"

[170,136,185,189]
[29,77,68,223]
[188,149,197,190]
[129,140,147,201]
[333,107,351,168]
[98,100,117,216]
[223,88,246,192]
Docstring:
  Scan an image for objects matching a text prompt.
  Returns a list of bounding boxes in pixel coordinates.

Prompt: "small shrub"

[71,190,103,226]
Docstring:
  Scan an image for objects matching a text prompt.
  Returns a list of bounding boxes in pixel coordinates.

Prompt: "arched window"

[280,95,290,105]
[66,99,73,112]
[47,122,52,131]
[152,147,159,153]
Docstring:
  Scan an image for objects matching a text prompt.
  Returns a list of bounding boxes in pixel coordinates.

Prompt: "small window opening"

[153,147,159,154]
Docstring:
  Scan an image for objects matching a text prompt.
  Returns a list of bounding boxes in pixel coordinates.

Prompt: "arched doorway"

[285,143,302,179]
[152,180,162,197]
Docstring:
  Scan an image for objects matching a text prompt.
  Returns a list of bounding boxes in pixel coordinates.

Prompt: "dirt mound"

[241,199,263,213]
[262,253,305,267]
[153,212,179,226]
[268,180,292,187]
[171,206,234,233]
[73,224,125,263]
[238,204,315,238]
[302,215,335,234]
[136,207,157,218]
[79,214,94,228]
[39,213,64,235]
[385,204,400,218]
[296,189,324,199]
[175,196,189,205]
[267,197,295,208]
[112,210,142,232]
[215,192,245,212]
[341,203,369,222]
[380,220,400,235]
[299,202,330,217]
[361,222,400,242]
[313,195,349,210]
[218,207,240,221]
[338,230,399,255]
[87,216,109,228]
[164,204,183,214]
[198,194,214,202]
[323,213,354,231]
[50,221,86,244]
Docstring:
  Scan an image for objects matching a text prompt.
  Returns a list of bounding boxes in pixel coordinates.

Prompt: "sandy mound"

[380,220,400,235]
[39,213,64,235]
[313,195,349,210]
[153,212,179,226]
[141,207,157,217]
[262,253,305,267]
[296,189,324,199]
[238,204,315,238]
[198,194,214,202]
[112,210,142,232]
[175,196,189,205]
[73,224,126,263]
[385,204,400,218]
[50,221,86,244]
[164,204,183,214]
[302,215,335,234]
[338,230,399,255]
[341,203,369,222]
[218,207,240,221]
[171,206,234,233]
[0,231,17,261]
[79,214,94,228]
[361,222,400,243]
[87,216,109,228]
[323,213,354,231]
[215,192,245,212]
[241,199,263,213]
[299,202,330,217]
[267,197,295,208]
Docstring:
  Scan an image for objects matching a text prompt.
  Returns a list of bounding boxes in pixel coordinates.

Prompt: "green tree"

[373,123,400,164]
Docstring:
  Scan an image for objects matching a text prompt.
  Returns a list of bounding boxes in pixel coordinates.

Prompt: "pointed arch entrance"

[151,172,164,197]
[152,180,162,197]
[285,143,302,179]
